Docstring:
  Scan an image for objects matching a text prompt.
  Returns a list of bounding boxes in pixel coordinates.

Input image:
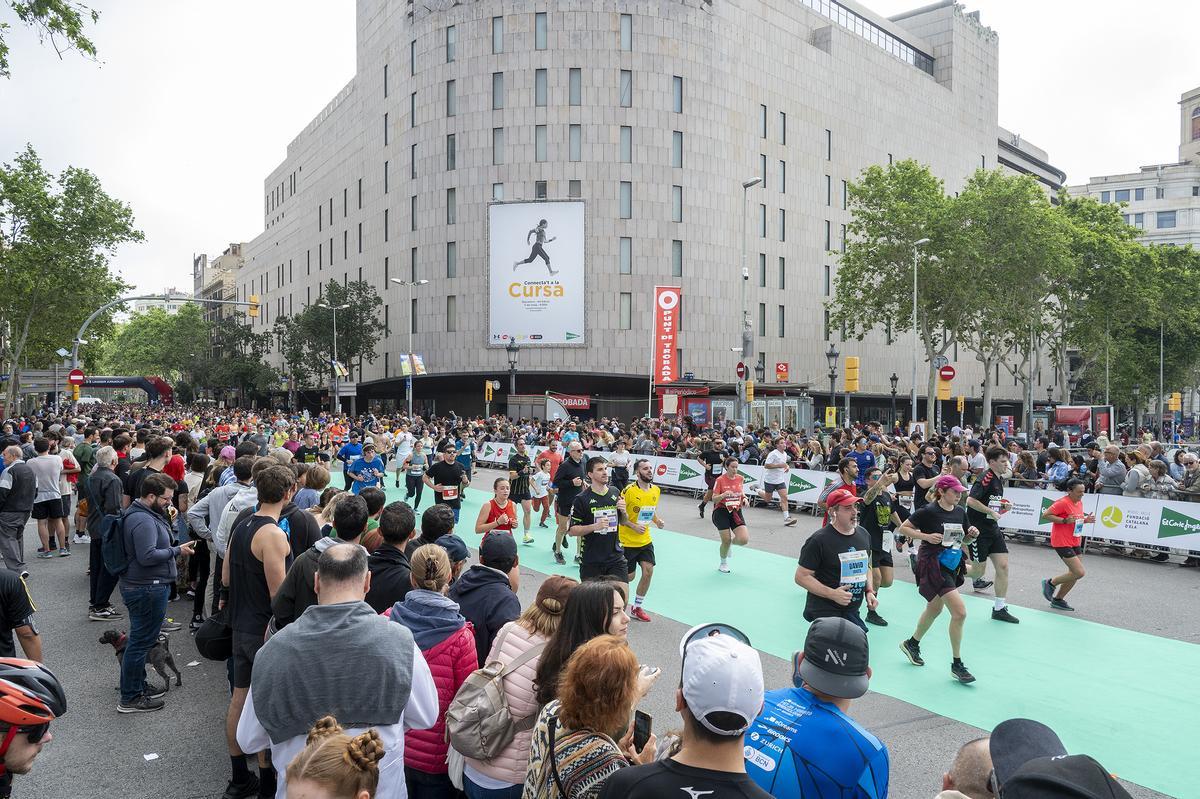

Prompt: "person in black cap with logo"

[988,718,1133,799]
[744,617,889,798]
[448,531,520,666]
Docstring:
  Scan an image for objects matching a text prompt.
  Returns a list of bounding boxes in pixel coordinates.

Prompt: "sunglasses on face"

[18,723,48,744]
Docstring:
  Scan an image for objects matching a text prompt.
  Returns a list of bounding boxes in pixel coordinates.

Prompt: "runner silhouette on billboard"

[513,219,558,276]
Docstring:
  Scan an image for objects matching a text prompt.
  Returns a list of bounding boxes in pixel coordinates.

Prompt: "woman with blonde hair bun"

[286,716,385,799]
[462,575,579,798]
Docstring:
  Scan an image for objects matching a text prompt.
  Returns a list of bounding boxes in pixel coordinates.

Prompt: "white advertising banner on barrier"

[488,200,585,346]
[474,447,1200,550]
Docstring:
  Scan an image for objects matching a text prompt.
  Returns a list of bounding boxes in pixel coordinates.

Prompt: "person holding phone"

[897,475,981,684]
[1039,478,1094,611]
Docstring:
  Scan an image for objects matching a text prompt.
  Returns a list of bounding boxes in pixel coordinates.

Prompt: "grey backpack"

[445,628,545,760]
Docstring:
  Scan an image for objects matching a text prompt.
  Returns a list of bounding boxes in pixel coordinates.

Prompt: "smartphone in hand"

[633,710,653,752]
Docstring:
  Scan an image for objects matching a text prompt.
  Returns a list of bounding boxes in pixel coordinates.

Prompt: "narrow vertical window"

[758,253,766,287]
[383,64,389,98]
[619,182,632,218]
[778,256,785,289]
[672,76,683,113]
[535,125,547,162]
[778,305,785,337]
[759,104,767,138]
[493,183,504,201]
[671,240,683,277]
[446,295,457,332]
[446,79,456,117]
[493,128,505,165]
[779,111,786,144]
[492,16,503,53]
[760,155,767,189]
[779,209,785,242]
[383,112,389,146]
[619,293,632,329]
[446,188,456,224]
[410,39,416,75]
[535,69,547,107]
[383,209,389,242]
[619,70,632,107]
[759,204,766,237]
[825,128,832,160]
[825,175,831,206]
[384,160,389,194]
[445,25,456,62]
[672,131,683,168]
[620,126,632,163]
[410,195,417,231]
[411,143,417,179]
[410,92,416,127]
[569,68,582,106]
[411,297,418,333]
[671,185,682,222]
[619,237,632,274]
[446,134,456,170]
[411,246,418,281]
[779,161,786,193]
[619,14,632,50]
[569,125,581,162]
[535,181,547,199]
[842,180,848,210]
[446,241,456,277]
[492,72,504,110]
[357,222,362,253]
[357,177,362,209]
[535,12,547,50]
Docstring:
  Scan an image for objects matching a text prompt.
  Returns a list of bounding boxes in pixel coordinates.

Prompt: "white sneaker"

[73,533,92,545]
[718,562,730,573]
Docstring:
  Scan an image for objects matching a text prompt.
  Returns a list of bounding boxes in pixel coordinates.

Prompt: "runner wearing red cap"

[896,474,981,684]
[795,487,875,632]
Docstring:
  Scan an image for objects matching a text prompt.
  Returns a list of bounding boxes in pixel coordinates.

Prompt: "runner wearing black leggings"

[403,444,428,510]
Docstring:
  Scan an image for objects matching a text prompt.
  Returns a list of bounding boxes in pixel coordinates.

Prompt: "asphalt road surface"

[19,466,1191,799]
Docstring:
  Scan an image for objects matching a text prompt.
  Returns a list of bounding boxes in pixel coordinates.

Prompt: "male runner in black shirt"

[795,487,875,632]
[424,444,469,523]
[552,441,587,565]
[965,445,1018,623]
[507,439,535,544]
[912,445,941,510]
[696,436,727,519]
[569,457,629,581]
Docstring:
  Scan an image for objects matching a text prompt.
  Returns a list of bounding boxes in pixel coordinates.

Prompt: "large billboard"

[488,200,585,346]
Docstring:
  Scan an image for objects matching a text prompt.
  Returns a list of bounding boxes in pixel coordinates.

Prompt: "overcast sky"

[1,0,1196,294]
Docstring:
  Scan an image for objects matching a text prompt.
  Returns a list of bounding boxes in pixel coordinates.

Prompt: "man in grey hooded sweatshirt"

[237,543,438,799]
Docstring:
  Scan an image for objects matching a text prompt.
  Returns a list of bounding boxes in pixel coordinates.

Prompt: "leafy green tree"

[0,144,137,411]
[1,1,99,78]
[270,280,386,393]
[102,303,210,383]
[193,314,276,406]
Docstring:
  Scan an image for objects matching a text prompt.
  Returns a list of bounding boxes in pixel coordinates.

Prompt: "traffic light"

[248,294,260,318]
[71,385,80,402]
[485,380,493,402]
[956,395,965,413]
[745,379,755,404]
[844,356,860,393]
[937,379,952,401]
[1169,391,1182,411]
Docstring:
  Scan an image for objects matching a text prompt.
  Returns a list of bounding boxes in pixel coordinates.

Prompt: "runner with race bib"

[794,487,876,632]
[619,458,664,623]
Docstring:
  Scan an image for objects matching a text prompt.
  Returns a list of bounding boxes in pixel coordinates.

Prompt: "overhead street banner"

[488,200,585,346]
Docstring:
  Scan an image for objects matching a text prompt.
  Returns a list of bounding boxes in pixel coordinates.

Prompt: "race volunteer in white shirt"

[758,437,798,527]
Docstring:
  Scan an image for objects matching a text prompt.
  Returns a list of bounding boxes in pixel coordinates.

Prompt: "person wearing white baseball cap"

[598,623,771,799]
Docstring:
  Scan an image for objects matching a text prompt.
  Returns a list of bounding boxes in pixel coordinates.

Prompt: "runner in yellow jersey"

[619,458,664,623]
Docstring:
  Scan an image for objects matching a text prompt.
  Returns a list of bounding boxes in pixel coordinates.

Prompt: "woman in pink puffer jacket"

[463,575,578,799]
[385,543,479,798]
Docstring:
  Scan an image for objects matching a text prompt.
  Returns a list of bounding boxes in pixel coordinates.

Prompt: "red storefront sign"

[551,394,591,409]
[653,286,682,384]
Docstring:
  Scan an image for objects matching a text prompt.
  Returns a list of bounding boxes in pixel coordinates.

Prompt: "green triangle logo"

[565,332,580,340]
[1040,497,1054,526]
[790,474,816,492]
[484,444,495,458]
[737,469,755,482]
[1159,506,1200,539]
[678,463,701,482]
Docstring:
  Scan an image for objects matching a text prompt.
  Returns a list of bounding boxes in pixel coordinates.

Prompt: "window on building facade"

[411,143,417,179]
[620,126,632,163]
[384,160,389,194]
[410,92,416,127]
[411,297,418,333]
[672,240,683,276]
[535,125,548,161]
[759,204,766,237]
[570,68,581,105]
[446,295,456,331]
[779,209,786,242]
[446,25,456,62]
[825,129,832,160]
[758,303,766,337]
[825,174,831,206]
[493,128,505,165]
[825,220,831,251]
[446,134,455,170]
[493,183,504,200]
[672,131,683,168]
[383,64,389,98]
[535,181,547,199]
[1158,210,1177,229]
[1135,187,1145,201]
[357,178,362,209]
[1115,189,1130,203]
[1156,187,1165,199]
[620,14,632,50]
[410,246,418,281]
[446,241,456,277]
[824,310,831,341]
[779,160,786,193]
[778,305,785,337]
[569,125,581,161]
[758,253,766,287]
[357,222,362,253]
[760,154,767,189]
[446,188,456,224]
[842,180,848,209]
[446,80,456,116]
[383,113,389,146]
[410,39,415,75]
[492,16,503,53]
[1193,106,1200,141]
[620,70,633,107]
[535,69,547,106]
[383,210,389,242]
[410,195,417,231]
[568,180,581,197]
[535,12,547,49]
[779,111,786,144]
[1134,212,1144,229]
[672,76,683,113]
[619,293,632,329]
[492,72,504,109]
[620,182,632,218]
[759,104,767,138]
[619,237,632,274]
[778,256,786,289]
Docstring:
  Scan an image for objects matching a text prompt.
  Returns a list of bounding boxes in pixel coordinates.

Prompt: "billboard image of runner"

[488,200,585,346]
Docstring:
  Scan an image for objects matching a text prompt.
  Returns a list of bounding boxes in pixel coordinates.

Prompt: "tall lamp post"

[1068,375,1079,406]
[910,238,931,426]
[889,372,899,430]
[506,338,520,395]
[390,277,429,418]
[317,301,350,415]
[738,176,762,425]
[1133,383,1141,430]
[826,344,840,428]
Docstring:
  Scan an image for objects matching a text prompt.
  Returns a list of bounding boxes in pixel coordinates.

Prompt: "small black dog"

[98,629,182,692]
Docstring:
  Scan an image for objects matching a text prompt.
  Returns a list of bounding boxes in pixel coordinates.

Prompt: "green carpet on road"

[386,483,1197,799]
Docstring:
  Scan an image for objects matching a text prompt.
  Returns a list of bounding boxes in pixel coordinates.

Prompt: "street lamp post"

[1133,383,1141,430]
[739,176,762,425]
[317,301,350,415]
[1068,375,1079,406]
[911,238,930,427]
[390,278,429,418]
[889,372,899,430]
[506,338,520,395]
[825,344,840,428]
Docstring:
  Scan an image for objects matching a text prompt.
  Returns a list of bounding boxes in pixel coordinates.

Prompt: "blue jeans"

[464,776,521,799]
[119,583,170,703]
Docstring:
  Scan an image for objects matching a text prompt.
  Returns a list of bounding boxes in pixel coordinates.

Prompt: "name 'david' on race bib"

[838,550,869,598]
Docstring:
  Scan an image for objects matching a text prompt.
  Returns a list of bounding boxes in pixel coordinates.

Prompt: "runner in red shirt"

[1039,478,1093,611]
[711,455,749,573]
[474,478,518,535]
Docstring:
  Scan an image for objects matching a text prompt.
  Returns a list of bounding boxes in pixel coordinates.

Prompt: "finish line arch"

[82,376,174,405]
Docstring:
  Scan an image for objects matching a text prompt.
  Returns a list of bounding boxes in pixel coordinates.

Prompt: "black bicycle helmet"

[0,658,66,725]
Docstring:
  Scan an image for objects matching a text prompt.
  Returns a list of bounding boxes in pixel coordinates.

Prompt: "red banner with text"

[653,286,682,384]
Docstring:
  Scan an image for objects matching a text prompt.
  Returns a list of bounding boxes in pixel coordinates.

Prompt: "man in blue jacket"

[448,531,520,666]
[118,472,196,714]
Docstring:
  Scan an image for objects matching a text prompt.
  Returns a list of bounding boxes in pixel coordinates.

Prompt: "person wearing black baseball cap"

[744,617,889,798]
[988,718,1133,799]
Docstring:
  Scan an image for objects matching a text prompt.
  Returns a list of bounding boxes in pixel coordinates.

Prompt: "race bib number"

[724,496,742,510]
[988,497,1002,514]
[1074,518,1085,538]
[899,495,913,510]
[409,465,423,475]
[637,505,657,525]
[595,508,618,534]
[838,550,869,597]
[712,464,724,475]
[441,486,459,501]
[942,523,965,549]
[882,531,895,552]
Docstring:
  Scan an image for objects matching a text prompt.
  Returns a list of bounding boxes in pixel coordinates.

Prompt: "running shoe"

[190,614,205,632]
[553,549,566,566]
[573,553,582,565]
[784,517,798,527]
[143,684,167,700]
[117,695,165,713]
[89,607,118,621]
[522,533,535,545]
[57,548,71,557]
[160,619,183,632]
[972,578,993,592]
[538,521,549,528]
[865,610,888,627]
[991,607,1020,624]
[718,562,730,574]
[1049,598,1075,611]
[629,607,651,623]
[951,661,976,684]
[1041,578,1055,603]
[698,502,705,518]
[36,551,53,560]
[899,638,924,666]
[73,533,92,544]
